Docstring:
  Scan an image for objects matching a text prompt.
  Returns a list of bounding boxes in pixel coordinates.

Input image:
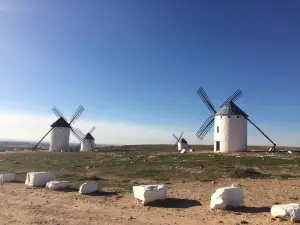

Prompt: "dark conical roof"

[215,101,248,117]
[51,117,70,128]
[84,132,95,140]
[180,138,188,144]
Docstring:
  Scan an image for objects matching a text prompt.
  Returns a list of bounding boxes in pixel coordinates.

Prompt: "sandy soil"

[0,179,299,225]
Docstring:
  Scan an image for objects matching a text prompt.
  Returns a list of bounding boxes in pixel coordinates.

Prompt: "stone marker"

[79,180,99,194]
[46,181,69,190]
[271,203,300,222]
[180,149,187,154]
[133,184,166,206]
[0,173,16,182]
[210,184,244,209]
[25,172,56,187]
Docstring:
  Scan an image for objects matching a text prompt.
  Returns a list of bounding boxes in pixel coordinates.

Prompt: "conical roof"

[51,117,70,128]
[84,132,95,140]
[180,138,188,144]
[215,101,248,117]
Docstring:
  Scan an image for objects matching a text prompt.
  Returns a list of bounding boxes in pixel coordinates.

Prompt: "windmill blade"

[51,106,68,121]
[172,133,179,145]
[89,126,96,134]
[198,120,214,140]
[219,89,243,109]
[32,127,54,150]
[246,117,276,151]
[178,132,184,140]
[70,127,83,142]
[69,105,85,124]
[71,127,85,140]
[197,87,216,113]
[195,115,214,140]
[195,115,214,137]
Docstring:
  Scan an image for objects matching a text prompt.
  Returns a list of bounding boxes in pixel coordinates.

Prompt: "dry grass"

[0,145,299,192]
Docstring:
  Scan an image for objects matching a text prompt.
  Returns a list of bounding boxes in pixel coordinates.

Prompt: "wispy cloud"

[0,111,298,146]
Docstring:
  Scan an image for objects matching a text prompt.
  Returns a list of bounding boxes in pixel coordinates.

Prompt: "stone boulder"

[25,172,56,187]
[0,173,16,182]
[133,184,166,205]
[210,185,244,209]
[79,180,99,194]
[180,149,187,154]
[46,181,69,190]
[271,203,300,222]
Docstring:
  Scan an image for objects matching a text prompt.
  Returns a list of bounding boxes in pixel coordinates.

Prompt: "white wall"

[214,115,247,153]
[49,127,70,152]
[80,139,95,152]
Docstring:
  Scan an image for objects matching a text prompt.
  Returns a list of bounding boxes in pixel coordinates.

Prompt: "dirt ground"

[0,179,299,225]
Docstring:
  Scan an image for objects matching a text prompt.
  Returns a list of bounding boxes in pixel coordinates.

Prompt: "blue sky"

[0,0,300,146]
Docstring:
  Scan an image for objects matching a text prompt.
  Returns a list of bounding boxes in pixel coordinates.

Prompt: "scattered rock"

[271,203,300,222]
[0,173,16,182]
[210,186,244,209]
[25,172,56,187]
[79,180,99,194]
[46,181,69,190]
[133,184,166,206]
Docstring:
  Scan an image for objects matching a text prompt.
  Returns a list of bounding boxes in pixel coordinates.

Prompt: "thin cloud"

[0,111,298,146]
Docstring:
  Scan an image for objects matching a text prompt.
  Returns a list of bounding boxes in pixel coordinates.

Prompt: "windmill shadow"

[226,206,271,214]
[147,198,201,209]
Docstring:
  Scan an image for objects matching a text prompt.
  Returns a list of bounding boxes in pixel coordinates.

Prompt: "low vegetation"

[0,146,299,192]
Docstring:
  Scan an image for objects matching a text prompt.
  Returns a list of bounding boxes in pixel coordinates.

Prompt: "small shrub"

[231,167,264,178]
[85,171,100,180]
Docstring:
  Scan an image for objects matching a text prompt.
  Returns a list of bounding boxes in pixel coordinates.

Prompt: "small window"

[220,116,222,118]
[237,116,239,118]
[217,126,219,133]
[228,116,230,118]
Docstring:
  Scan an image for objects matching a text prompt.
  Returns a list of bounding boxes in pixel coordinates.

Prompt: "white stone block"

[79,180,99,194]
[0,173,16,182]
[46,181,69,190]
[210,186,244,209]
[180,149,187,154]
[25,172,56,187]
[189,149,194,152]
[133,184,166,205]
[271,203,300,222]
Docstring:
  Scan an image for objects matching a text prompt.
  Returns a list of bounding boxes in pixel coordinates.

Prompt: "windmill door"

[216,141,220,151]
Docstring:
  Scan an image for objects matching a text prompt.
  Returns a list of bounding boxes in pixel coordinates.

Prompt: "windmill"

[172,132,193,152]
[72,126,96,152]
[195,86,276,153]
[33,106,85,152]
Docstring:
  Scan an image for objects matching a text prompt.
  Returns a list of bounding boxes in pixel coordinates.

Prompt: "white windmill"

[72,126,96,152]
[195,86,276,153]
[172,132,193,153]
[33,106,85,152]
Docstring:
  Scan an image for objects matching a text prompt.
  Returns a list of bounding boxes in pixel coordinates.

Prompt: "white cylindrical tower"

[80,133,95,152]
[214,102,248,153]
[49,118,71,152]
[178,138,189,151]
